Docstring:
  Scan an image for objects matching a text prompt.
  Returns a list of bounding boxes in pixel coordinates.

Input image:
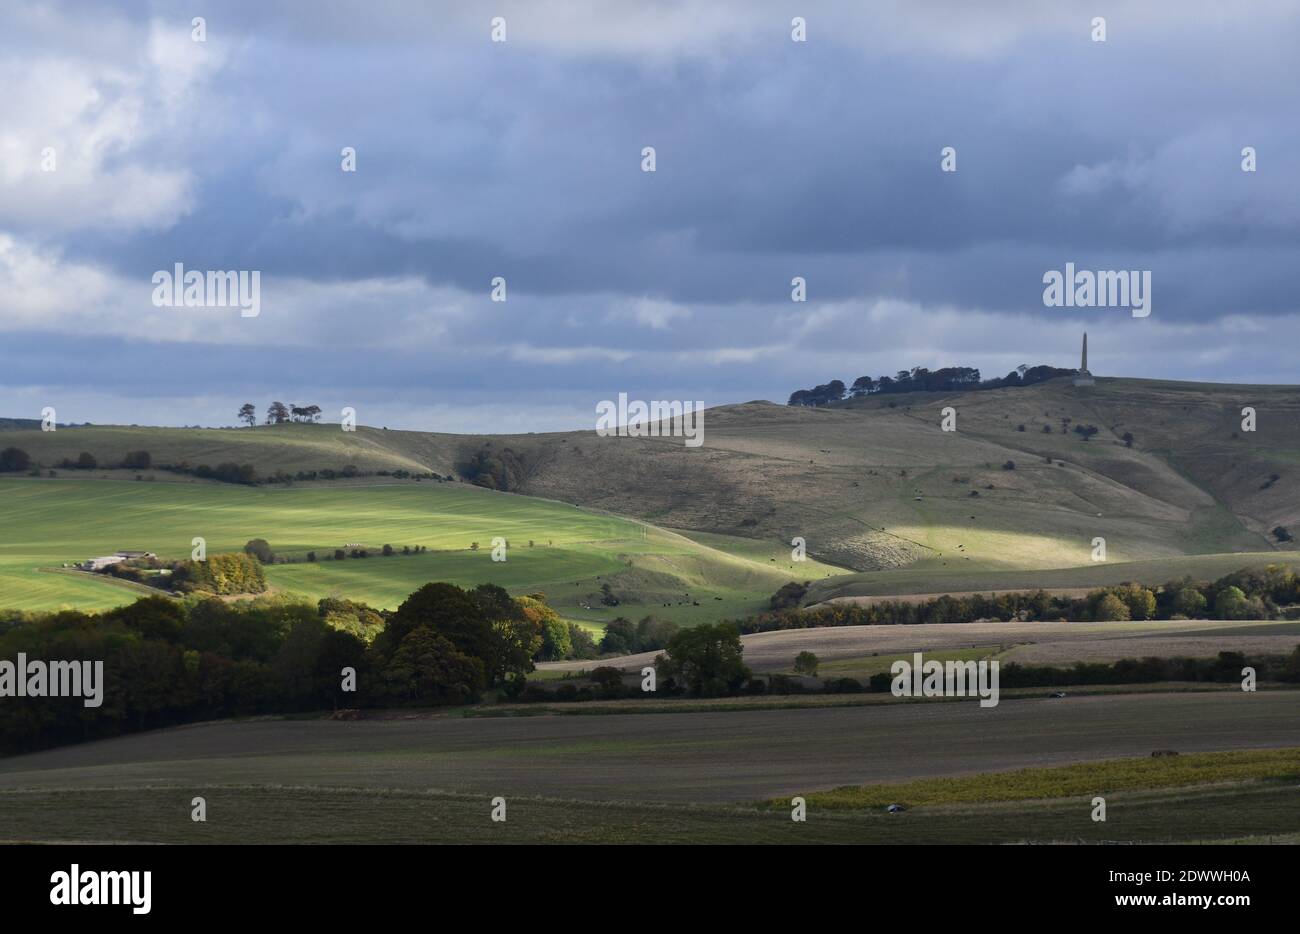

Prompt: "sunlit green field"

[0,477,827,623]
[793,747,1300,809]
[807,552,1300,604]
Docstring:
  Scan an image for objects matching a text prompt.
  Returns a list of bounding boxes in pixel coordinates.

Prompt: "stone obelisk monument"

[1073,332,1095,386]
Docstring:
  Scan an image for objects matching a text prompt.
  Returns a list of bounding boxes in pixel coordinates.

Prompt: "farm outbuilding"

[82,551,156,571]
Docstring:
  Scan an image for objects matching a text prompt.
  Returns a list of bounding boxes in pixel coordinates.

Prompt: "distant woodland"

[788,365,1074,407]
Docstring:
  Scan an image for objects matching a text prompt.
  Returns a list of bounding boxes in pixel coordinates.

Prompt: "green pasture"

[0,477,810,624]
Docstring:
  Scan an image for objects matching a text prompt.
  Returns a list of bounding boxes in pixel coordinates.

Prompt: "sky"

[1,0,1298,432]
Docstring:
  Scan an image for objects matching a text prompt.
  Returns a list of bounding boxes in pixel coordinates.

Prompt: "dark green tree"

[0,447,32,472]
[657,623,749,697]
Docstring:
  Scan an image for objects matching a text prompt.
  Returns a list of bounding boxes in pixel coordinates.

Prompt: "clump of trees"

[518,593,598,661]
[173,553,267,595]
[787,380,846,407]
[372,582,544,695]
[655,623,750,696]
[788,364,1073,406]
[456,444,535,491]
[769,581,808,611]
[259,401,323,424]
[56,452,98,469]
[598,616,679,655]
[317,597,384,642]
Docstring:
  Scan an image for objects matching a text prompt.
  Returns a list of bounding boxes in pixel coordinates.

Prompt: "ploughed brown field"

[2,692,1296,806]
[538,618,1300,674]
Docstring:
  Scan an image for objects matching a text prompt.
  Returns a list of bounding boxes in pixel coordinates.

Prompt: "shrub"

[0,447,32,472]
[793,651,819,676]
[770,581,809,611]
[1172,587,1207,617]
[589,666,625,698]
[567,624,599,660]
[243,539,274,564]
[823,677,863,694]
[1092,593,1131,621]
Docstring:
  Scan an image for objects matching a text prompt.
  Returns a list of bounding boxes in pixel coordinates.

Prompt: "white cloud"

[0,233,468,346]
[607,296,692,330]
[0,16,225,233]
[505,344,635,365]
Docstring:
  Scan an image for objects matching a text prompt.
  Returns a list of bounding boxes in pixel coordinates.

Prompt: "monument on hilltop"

[1073,332,1095,387]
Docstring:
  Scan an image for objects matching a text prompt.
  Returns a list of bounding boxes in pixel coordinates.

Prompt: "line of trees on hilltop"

[0,584,598,755]
[787,364,1074,406]
[237,402,323,426]
[744,565,1300,632]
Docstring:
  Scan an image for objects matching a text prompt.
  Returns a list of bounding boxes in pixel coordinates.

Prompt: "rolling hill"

[0,477,844,620]
[3,376,1297,615]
